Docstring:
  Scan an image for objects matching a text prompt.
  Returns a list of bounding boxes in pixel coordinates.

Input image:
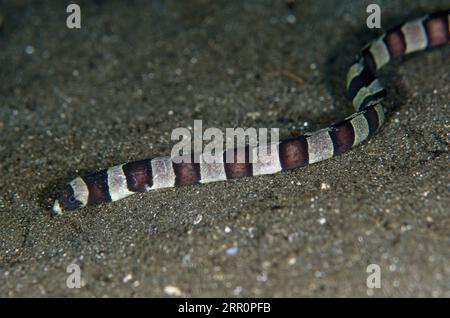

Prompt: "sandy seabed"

[0,0,448,297]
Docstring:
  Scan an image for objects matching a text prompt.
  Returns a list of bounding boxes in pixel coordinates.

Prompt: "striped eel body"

[52,10,450,215]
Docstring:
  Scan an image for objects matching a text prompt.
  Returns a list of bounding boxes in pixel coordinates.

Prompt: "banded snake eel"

[52,10,450,215]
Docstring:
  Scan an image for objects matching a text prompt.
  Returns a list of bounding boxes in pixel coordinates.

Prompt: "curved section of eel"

[53,10,450,215]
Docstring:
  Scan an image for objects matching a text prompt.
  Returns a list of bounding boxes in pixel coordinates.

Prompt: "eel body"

[53,10,450,215]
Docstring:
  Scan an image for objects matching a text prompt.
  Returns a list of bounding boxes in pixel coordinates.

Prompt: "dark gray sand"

[0,0,448,297]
